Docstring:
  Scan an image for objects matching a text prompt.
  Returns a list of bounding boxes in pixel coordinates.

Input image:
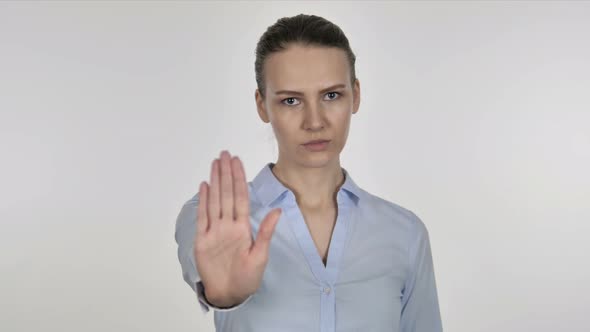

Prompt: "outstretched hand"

[194,150,282,307]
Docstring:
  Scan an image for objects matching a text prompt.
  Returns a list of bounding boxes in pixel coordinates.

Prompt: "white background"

[1,1,589,331]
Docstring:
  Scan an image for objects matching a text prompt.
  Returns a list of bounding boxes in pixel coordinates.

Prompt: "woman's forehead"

[264,45,351,94]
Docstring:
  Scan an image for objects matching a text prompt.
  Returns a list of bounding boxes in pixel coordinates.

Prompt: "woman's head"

[254,14,360,170]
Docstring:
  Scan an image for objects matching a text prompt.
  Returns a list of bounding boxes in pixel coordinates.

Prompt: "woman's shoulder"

[361,190,424,229]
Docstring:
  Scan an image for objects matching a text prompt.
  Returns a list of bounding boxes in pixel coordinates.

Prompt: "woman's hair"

[255,14,357,99]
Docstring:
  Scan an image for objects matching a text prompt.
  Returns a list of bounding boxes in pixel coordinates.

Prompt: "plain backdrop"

[1,1,589,331]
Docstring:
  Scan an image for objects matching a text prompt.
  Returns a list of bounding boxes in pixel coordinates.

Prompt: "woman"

[175,13,443,332]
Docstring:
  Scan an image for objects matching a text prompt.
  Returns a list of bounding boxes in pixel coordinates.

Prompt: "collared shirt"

[174,162,443,332]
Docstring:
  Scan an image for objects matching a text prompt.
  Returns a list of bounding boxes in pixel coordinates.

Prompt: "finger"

[219,150,234,221]
[250,208,282,260]
[232,156,249,223]
[208,158,221,225]
[196,181,209,235]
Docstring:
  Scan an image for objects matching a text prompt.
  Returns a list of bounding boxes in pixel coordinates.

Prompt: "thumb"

[250,208,282,261]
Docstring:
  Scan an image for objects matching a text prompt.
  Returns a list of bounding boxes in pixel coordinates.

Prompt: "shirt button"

[323,287,331,294]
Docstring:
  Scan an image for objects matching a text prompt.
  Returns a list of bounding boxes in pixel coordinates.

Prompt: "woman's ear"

[255,89,270,123]
[352,78,361,114]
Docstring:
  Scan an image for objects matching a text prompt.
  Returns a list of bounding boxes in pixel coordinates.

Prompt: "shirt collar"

[250,162,362,208]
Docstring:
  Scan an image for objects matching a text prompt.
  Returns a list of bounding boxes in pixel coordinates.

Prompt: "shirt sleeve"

[174,192,254,314]
[399,211,443,331]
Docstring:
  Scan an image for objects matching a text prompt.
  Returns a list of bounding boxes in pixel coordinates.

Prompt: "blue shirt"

[174,162,443,332]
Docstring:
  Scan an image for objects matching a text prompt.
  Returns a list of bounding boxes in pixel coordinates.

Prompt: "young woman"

[175,14,443,332]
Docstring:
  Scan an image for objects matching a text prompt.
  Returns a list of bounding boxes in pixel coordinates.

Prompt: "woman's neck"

[270,160,345,210]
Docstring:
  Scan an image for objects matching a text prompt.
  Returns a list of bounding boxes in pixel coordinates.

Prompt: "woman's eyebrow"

[274,83,346,96]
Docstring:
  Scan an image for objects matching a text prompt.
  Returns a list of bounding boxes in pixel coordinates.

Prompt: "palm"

[194,151,282,305]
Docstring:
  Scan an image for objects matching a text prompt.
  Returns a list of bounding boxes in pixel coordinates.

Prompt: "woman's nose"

[303,102,325,130]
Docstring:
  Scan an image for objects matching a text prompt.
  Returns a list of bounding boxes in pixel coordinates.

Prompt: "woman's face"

[255,44,360,169]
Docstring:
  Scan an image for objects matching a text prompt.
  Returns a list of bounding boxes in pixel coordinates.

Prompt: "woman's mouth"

[302,140,330,151]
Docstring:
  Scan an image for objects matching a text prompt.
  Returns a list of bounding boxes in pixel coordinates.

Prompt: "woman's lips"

[303,140,330,151]
[303,139,329,145]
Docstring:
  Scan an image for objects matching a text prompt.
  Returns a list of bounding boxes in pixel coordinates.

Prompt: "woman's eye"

[281,97,300,106]
[325,92,341,100]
